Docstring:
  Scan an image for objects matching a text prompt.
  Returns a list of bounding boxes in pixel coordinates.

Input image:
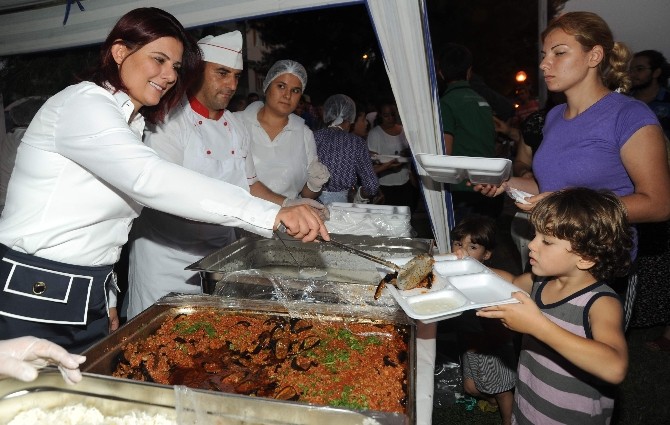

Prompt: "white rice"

[8,403,176,425]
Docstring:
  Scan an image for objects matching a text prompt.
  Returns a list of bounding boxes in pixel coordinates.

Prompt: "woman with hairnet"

[314,94,379,204]
[235,60,330,202]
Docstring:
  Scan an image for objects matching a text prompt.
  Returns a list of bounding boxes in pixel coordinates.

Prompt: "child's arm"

[450,247,533,293]
[488,267,515,282]
[534,295,627,384]
[488,268,534,295]
[477,293,628,384]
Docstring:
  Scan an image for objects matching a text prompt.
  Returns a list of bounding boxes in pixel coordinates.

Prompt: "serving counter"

[0,369,406,424]
[79,234,436,424]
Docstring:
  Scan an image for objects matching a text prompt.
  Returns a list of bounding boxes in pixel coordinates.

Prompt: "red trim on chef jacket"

[188,96,224,121]
[188,96,229,156]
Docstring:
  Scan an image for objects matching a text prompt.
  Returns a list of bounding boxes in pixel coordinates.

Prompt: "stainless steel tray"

[0,370,177,422]
[82,296,415,425]
[186,233,434,294]
[0,370,404,424]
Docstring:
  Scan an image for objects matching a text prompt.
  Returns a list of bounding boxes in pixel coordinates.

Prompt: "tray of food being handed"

[376,255,521,323]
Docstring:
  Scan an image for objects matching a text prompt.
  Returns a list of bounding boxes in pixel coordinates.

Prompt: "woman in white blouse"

[0,8,328,353]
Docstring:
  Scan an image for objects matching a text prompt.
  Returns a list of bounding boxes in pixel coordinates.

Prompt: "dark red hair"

[83,7,202,123]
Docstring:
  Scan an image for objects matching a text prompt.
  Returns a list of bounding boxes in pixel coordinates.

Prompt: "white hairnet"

[262,60,307,93]
[323,94,356,126]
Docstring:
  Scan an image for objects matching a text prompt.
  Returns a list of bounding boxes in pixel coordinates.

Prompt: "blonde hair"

[542,11,631,92]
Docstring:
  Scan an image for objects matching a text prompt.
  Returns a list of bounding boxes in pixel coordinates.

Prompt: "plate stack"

[325,202,412,237]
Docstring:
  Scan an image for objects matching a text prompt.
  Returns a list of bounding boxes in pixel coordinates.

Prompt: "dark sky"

[426,0,540,97]
[249,0,541,105]
[0,1,543,105]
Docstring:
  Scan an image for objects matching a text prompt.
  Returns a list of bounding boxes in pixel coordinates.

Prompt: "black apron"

[0,244,113,354]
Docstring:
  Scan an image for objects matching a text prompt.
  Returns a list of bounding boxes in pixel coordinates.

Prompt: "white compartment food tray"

[415,153,511,185]
[379,256,521,323]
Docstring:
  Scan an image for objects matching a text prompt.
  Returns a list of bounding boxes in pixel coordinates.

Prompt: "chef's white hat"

[198,31,243,70]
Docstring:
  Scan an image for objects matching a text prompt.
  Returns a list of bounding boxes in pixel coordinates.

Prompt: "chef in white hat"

[126,32,327,319]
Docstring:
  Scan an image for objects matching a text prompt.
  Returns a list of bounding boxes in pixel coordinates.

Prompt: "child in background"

[477,188,632,424]
[450,214,516,425]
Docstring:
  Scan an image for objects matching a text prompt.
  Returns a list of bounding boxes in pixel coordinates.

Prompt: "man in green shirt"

[437,43,502,221]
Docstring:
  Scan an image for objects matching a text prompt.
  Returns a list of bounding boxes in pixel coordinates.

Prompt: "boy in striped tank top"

[477,188,633,424]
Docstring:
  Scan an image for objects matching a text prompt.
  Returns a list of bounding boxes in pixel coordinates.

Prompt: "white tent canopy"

[0,0,451,253]
[0,0,358,56]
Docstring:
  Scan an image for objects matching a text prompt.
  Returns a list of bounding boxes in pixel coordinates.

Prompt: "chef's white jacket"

[0,82,279,267]
[235,101,318,199]
[126,96,260,318]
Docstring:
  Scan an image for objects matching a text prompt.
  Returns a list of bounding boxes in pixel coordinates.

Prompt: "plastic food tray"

[415,153,511,185]
[328,202,410,216]
[326,202,412,237]
[379,255,521,323]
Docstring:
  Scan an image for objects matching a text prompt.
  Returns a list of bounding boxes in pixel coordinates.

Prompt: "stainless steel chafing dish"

[0,370,175,422]
[82,296,416,425]
[186,233,434,294]
[0,369,404,424]
[77,234,433,424]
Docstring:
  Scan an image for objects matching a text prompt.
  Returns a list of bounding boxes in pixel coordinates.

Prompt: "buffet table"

[0,234,438,424]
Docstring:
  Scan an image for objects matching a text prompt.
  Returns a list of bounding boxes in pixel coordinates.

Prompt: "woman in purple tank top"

[475,11,670,330]
[477,12,670,221]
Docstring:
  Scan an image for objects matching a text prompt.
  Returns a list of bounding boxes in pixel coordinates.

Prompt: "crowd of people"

[0,7,329,381]
[0,6,668,425]
[452,11,670,425]
[0,6,422,385]
[428,8,669,425]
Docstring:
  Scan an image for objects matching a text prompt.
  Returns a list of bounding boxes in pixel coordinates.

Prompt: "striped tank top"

[513,280,622,425]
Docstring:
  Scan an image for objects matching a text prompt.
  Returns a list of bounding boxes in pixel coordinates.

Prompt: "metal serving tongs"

[276,225,432,293]
[317,236,401,273]
[276,222,400,272]
[319,236,434,296]
[274,229,303,269]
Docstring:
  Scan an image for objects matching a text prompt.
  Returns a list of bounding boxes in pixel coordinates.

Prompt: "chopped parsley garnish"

[173,321,217,337]
[329,385,369,410]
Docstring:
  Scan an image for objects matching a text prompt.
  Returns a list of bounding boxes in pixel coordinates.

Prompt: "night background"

[250,0,542,105]
[0,0,568,108]
[1,3,667,424]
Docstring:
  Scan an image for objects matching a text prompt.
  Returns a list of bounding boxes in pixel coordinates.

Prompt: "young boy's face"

[527,231,584,276]
[451,236,491,262]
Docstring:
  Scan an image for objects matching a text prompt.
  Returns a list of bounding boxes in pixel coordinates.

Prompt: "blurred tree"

[247,4,390,107]
[249,1,549,105]
[427,0,540,98]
